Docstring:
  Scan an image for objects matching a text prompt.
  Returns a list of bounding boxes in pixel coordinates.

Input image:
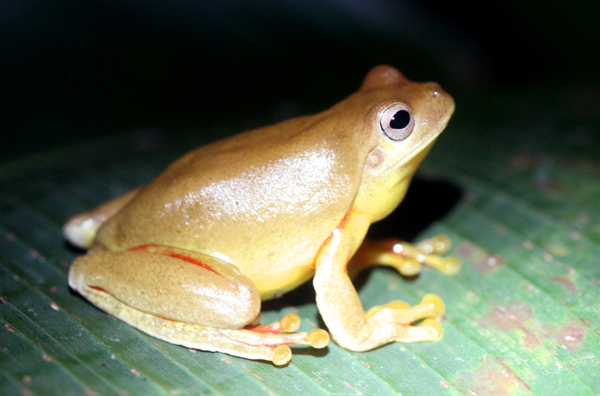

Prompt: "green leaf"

[1,87,599,395]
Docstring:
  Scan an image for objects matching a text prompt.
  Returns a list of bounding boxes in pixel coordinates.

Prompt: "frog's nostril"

[428,82,442,97]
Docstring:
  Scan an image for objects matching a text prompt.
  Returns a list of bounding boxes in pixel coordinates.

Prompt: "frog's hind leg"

[75,286,327,365]
[69,244,328,365]
[63,188,140,249]
[348,234,461,278]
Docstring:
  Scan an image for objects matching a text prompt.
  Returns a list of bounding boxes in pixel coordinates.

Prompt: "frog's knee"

[68,255,87,290]
[206,281,262,328]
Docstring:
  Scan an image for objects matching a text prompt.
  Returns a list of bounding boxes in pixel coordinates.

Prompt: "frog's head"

[349,65,455,221]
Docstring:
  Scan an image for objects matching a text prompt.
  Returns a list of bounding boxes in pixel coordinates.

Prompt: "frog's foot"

[334,294,445,351]
[226,315,329,365]
[159,312,328,366]
[348,234,461,278]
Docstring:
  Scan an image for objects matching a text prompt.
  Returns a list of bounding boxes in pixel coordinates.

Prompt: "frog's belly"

[188,226,328,300]
[245,262,316,300]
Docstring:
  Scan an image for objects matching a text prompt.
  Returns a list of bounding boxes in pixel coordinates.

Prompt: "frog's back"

[94,112,376,294]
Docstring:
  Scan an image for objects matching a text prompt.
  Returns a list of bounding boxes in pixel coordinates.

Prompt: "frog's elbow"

[63,215,102,249]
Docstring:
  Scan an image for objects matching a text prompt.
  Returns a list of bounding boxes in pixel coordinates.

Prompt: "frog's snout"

[426,82,455,116]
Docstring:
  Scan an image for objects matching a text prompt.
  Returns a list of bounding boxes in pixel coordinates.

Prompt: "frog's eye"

[380,104,414,141]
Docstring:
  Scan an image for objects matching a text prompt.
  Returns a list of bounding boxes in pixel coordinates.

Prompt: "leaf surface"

[1,89,599,395]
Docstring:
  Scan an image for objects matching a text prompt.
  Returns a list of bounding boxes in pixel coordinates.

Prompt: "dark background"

[2,0,599,162]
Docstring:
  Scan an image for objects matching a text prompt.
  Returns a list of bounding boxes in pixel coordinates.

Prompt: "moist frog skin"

[65,65,460,365]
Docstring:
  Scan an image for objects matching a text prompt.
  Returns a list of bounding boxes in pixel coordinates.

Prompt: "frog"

[64,65,460,366]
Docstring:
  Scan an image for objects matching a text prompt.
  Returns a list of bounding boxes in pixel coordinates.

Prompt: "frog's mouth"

[403,130,440,164]
[380,127,443,179]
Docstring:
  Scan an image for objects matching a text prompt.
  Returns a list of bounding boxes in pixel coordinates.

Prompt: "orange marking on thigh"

[164,251,221,275]
[129,244,221,276]
[129,244,153,251]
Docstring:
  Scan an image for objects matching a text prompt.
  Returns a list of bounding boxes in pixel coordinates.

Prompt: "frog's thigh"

[69,248,261,329]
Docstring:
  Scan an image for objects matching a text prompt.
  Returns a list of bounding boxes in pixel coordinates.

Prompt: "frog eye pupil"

[390,110,410,129]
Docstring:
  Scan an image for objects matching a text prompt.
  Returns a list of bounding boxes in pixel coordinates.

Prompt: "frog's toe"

[270,345,292,366]
[366,300,411,321]
[366,293,444,326]
[215,326,329,365]
[379,317,444,344]
[439,257,461,275]
[420,293,445,318]
[416,234,452,255]
[306,329,329,348]
[280,313,301,332]
[244,313,301,333]
[394,318,444,343]
[421,318,444,341]
[414,235,461,275]
[397,257,422,276]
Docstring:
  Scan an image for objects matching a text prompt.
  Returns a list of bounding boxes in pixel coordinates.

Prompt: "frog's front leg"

[69,245,328,365]
[347,235,461,279]
[313,212,448,351]
[63,188,140,249]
